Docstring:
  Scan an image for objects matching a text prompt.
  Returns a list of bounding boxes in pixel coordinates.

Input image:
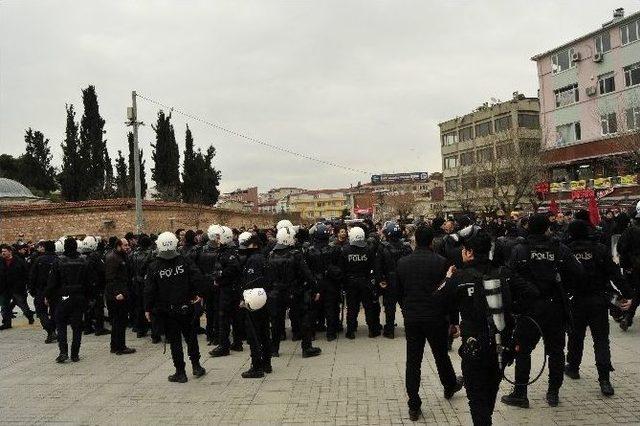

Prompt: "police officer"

[616,204,640,331]
[194,225,223,346]
[82,236,110,336]
[29,241,58,343]
[375,221,412,338]
[105,238,136,356]
[341,226,381,339]
[501,214,583,408]
[306,223,343,341]
[564,219,632,396]
[144,232,206,383]
[45,238,93,363]
[268,226,321,358]
[131,235,154,338]
[492,222,523,267]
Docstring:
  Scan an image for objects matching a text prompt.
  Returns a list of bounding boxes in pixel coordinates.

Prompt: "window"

[478,175,495,189]
[627,107,640,130]
[442,132,457,146]
[552,48,575,74]
[556,122,581,145]
[621,19,639,45]
[496,143,515,158]
[495,115,512,132]
[624,62,640,87]
[554,84,579,107]
[461,176,476,190]
[460,151,475,166]
[518,113,540,129]
[475,121,492,137]
[601,113,618,135]
[520,139,541,156]
[445,179,458,192]
[477,147,493,163]
[497,171,511,186]
[444,156,458,170]
[598,72,615,94]
[459,126,474,142]
[595,32,612,53]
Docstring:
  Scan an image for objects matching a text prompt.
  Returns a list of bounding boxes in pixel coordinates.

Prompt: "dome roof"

[0,178,36,199]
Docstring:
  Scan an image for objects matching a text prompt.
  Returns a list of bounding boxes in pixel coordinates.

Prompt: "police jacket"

[617,223,640,270]
[215,245,241,288]
[131,248,153,285]
[29,252,58,295]
[241,249,270,292]
[45,252,91,301]
[375,239,412,287]
[305,240,342,287]
[396,247,448,323]
[144,254,204,313]
[441,233,463,268]
[493,235,524,267]
[194,243,220,285]
[268,246,317,293]
[105,249,131,301]
[86,251,106,292]
[179,243,199,263]
[0,255,28,296]
[340,244,375,286]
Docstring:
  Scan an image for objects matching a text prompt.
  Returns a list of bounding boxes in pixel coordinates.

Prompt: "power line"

[136,93,372,175]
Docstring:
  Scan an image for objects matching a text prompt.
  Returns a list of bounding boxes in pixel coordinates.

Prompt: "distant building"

[257,200,278,214]
[0,178,42,205]
[288,189,349,221]
[221,187,259,212]
[531,7,640,207]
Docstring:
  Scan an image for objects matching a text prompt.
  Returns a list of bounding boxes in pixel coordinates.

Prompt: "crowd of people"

[1,205,639,425]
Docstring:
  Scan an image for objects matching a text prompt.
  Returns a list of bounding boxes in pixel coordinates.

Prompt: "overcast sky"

[1,1,638,193]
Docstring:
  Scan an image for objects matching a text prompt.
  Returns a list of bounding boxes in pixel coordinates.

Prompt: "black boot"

[230,341,244,352]
[369,327,382,338]
[209,346,230,357]
[26,312,35,325]
[501,387,529,409]
[564,364,580,379]
[45,331,57,344]
[546,390,559,407]
[0,322,12,330]
[241,366,265,378]
[70,353,80,362]
[263,360,273,374]
[444,376,464,400]
[94,328,111,336]
[192,362,206,378]
[598,365,614,396]
[382,326,394,339]
[345,331,355,339]
[56,353,69,363]
[302,346,321,358]
[168,370,188,383]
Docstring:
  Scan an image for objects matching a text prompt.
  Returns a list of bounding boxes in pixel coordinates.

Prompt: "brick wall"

[0,198,274,242]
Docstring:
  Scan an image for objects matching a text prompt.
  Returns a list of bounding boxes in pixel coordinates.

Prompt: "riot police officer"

[45,238,93,363]
[341,226,381,339]
[131,235,154,338]
[29,241,58,343]
[501,214,583,408]
[82,236,110,336]
[375,221,412,338]
[194,225,223,346]
[144,232,206,383]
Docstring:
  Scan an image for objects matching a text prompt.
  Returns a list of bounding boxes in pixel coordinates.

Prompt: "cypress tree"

[181,125,198,203]
[151,110,180,200]
[103,147,115,198]
[79,85,107,198]
[22,128,56,192]
[60,104,83,201]
[115,150,128,197]
[127,132,147,199]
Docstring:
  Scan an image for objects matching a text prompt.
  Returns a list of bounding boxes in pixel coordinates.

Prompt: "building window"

[478,175,495,189]
[461,176,476,190]
[496,143,515,158]
[444,156,458,170]
[442,132,457,146]
[459,126,474,142]
[476,147,493,163]
[495,115,512,132]
[445,179,458,192]
[517,113,540,129]
[497,171,511,186]
[475,121,493,137]
[601,112,618,135]
[621,19,639,45]
[624,62,640,87]
[552,48,575,74]
[598,72,615,94]
[556,122,581,145]
[520,139,541,155]
[595,32,612,53]
[627,107,640,130]
[460,151,475,166]
[554,84,579,107]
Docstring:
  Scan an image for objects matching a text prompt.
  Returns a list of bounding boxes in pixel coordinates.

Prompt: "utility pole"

[126,91,144,234]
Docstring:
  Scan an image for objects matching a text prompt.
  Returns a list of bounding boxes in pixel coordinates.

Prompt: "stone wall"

[0,198,275,242]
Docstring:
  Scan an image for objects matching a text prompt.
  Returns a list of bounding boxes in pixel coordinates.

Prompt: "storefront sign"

[571,189,595,200]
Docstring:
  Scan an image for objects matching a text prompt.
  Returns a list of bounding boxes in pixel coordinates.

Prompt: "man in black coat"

[105,238,136,355]
[29,241,58,342]
[0,244,34,330]
[397,226,463,422]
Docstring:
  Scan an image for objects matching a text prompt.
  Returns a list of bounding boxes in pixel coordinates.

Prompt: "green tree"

[115,150,128,197]
[79,85,108,198]
[60,104,83,201]
[22,128,57,192]
[0,154,23,182]
[181,125,198,203]
[127,132,147,198]
[103,146,115,198]
[151,110,180,200]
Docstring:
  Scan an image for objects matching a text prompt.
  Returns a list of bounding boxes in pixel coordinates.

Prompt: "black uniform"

[131,247,154,337]
[194,243,221,344]
[340,243,381,336]
[105,249,132,353]
[375,239,412,335]
[84,250,108,334]
[144,253,204,374]
[306,239,342,339]
[45,252,92,359]
[214,244,243,352]
[617,223,640,327]
[29,251,58,339]
[0,254,33,328]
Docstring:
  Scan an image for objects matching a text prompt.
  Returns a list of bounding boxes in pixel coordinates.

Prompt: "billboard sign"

[371,172,428,184]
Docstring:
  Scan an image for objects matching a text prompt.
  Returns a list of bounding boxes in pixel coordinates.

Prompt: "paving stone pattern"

[1,311,639,425]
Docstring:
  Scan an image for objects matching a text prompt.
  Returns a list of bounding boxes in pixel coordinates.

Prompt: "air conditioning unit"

[593,52,604,62]
[586,86,597,97]
[572,52,582,62]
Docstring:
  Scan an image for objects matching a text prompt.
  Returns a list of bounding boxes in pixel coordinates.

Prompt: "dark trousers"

[514,299,565,394]
[245,307,271,369]
[133,283,148,334]
[461,345,501,426]
[151,313,164,340]
[34,291,55,333]
[204,287,219,342]
[296,292,318,350]
[381,281,398,331]
[1,292,32,325]
[218,287,242,349]
[345,281,381,333]
[567,296,611,377]
[405,320,457,410]
[55,297,84,356]
[163,309,200,372]
[84,290,106,332]
[108,300,128,351]
[323,283,341,337]
[268,290,289,353]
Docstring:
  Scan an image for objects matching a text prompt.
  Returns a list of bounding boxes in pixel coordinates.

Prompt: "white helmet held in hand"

[243,288,267,311]
[220,226,234,245]
[83,236,98,252]
[157,231,179,259]
[348,227,366,247]
[276,226,296,247]
[207,224,224,241]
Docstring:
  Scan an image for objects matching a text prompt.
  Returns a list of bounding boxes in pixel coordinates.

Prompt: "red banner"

[535,182,550,194]
[571,189,595,200]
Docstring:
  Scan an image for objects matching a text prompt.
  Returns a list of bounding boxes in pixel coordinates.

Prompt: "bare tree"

[386,193,416,222]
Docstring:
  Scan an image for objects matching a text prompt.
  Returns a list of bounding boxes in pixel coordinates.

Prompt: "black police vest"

[57,255,87,297]
[269,249,298,291]
[343,246,372,282]
[522,240,560,297]
[306,244,333,280]
[34,254,57,290]
[196,245,220,278]
[568,240,604,296]
[132,249,152,283]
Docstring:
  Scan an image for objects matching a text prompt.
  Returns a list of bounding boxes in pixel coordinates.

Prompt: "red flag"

[549,199,559,215]
[588,195,601,226]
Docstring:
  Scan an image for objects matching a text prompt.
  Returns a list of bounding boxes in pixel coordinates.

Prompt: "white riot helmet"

[242,288,267,311]
[238,231,253,249]
[156,231,179,259]
[348,226,367,247]
[219,226,234,246]
[636,200,640,217]
[276,219,293,230]
[207,224,224,241]
[275,226,296,248]
[54,240,64,255]
[83,236,98,252]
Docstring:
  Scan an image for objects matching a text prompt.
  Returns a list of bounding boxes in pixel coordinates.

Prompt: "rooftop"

[0,178,37,199]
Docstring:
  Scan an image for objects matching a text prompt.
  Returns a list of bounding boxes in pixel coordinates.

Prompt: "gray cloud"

[1,0,637,192]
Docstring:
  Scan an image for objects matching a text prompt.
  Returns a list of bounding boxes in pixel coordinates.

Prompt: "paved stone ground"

[1,309,640,425]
